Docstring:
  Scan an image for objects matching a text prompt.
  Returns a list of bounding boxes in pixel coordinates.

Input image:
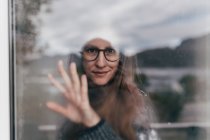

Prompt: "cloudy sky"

[36,0,210,56]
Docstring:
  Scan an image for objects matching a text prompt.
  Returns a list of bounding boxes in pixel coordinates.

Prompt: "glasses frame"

[81,47,120,62]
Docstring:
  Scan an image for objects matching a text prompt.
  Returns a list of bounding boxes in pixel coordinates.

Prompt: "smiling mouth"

[92,71,110,77]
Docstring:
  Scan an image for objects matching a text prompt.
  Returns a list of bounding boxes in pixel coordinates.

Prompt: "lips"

[92,70,110,77]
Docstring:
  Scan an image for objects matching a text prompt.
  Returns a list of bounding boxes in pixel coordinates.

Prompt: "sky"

[36,0,210,56]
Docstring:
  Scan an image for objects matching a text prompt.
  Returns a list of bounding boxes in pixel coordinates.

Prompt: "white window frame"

[0,0,10,140]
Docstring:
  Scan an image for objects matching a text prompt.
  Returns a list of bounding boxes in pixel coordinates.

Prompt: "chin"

[93,79,109,86]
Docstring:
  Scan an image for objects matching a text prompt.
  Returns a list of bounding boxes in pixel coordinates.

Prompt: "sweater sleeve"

[77,119,123,140]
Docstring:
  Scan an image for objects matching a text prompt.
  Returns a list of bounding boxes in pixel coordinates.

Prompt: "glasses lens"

[83,47,98,61]
[104,48,119,61]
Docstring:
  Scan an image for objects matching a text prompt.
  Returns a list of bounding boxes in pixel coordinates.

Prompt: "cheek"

[111,61,119,70]
[83,61,95,77]
[110,64,119,76]
[106,62,119,77]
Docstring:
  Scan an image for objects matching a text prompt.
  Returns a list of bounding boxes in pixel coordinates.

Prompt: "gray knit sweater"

[77,119,122,140]
[58,119,159,140]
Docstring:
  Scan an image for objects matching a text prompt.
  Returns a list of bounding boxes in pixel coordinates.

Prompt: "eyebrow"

[83,45,114,49]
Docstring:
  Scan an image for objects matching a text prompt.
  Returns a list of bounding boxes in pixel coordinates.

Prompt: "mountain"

[27,34,209,70]
[136,34,209,68]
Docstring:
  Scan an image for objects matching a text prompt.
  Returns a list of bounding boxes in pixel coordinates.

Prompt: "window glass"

[13,0,210,140]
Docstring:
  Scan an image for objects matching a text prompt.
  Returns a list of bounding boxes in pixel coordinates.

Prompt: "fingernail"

[46,102,53,108]
[71,62,76,68]
[48,73,52,78]
[59,60,63,66]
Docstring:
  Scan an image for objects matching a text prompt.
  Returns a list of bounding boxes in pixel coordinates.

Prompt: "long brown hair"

[65,53,149,140]
[92,54,148,140]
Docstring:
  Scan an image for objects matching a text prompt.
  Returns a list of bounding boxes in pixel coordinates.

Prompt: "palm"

[65,103,82,123]
[46,60,100,127]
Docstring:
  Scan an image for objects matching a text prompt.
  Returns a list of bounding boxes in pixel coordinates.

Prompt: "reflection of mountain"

[29,34,209,70]
[26,34,210,76]
[136,34,209,68]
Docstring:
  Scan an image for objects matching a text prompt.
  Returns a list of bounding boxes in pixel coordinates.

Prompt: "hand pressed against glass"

[46,60,100,127]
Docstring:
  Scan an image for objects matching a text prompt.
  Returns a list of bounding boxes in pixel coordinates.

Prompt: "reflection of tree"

[150,91,185,122]
[15,0,50,140]
[134,73,149,91]
[179,75,198,102]
[16,0,50,64]
[147,74,200,122]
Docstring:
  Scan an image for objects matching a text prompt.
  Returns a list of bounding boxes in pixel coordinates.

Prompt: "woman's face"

[82,38,120,86]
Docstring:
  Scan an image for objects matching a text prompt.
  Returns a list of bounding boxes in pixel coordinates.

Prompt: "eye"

[84,48,98,54]
[105,48,116,54]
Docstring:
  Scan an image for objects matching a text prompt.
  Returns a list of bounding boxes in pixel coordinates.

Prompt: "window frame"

[0,0,12,140]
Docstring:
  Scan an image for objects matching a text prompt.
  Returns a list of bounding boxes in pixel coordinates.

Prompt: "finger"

[69,63,81,102]
[81,74,89,103]
[48,73,70,100]
[46,101,70,118]
[70,63,80,90]
[57,60,73,93]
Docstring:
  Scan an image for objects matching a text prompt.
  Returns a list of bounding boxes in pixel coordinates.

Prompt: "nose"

[95,52,106,68]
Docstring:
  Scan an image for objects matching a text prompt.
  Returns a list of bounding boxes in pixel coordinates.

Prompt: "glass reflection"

[14,0,210,140]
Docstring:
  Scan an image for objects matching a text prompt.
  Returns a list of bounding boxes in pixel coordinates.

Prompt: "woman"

[47,38,156,140]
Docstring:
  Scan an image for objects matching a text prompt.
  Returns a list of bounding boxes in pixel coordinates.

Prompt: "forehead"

[85,38,112,49]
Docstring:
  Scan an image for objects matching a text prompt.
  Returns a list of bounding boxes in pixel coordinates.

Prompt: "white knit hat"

[82,27,121,51]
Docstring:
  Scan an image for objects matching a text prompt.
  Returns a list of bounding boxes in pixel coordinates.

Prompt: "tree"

[179,75,198,102]
[15,0,50,64]
[134,73,149,91]
[150,91,185,122]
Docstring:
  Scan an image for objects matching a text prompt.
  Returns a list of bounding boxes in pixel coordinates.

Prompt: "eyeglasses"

[81,45,120,62]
